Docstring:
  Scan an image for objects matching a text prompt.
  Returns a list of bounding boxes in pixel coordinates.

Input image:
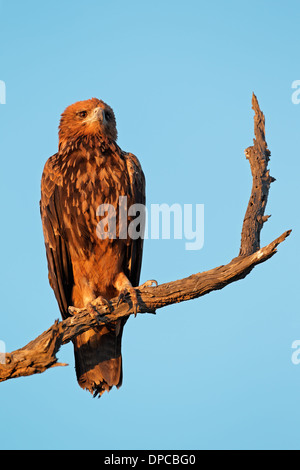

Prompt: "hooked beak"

[86,107,106,124]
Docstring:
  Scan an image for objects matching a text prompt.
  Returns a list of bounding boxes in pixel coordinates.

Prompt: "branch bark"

[239,93,275,256]
[0,94,292,383]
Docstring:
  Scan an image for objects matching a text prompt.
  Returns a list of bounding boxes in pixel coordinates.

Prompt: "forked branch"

[0,94,291,383]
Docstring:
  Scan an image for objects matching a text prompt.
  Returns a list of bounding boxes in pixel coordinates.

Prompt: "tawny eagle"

[40,98,145,397]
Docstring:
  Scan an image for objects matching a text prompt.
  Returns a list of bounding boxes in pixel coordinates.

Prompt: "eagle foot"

[117,287,139,317]
[139,279,158,289]
[93,296,112,312]
[68,306,78,316]
[87,297,113,325]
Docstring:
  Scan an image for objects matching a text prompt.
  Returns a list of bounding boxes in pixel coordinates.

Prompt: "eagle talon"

[117,292,125,307]
[139,279,158,289]
[68,306,78,316]
[87,297,112,325]
[117,287,139,317]
[86,299,112,328]
[93,296,112,312]
[87,304,99,322]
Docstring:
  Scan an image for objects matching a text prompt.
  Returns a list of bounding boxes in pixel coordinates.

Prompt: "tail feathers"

[73,320,125,398]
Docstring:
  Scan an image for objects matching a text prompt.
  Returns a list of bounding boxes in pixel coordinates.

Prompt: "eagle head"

[58,97,117,150]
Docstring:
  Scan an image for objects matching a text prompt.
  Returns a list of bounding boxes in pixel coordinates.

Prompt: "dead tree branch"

[239,93,275,256]
[0,94,292,384]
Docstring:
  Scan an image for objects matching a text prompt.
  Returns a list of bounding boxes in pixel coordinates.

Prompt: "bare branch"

[0,95,292,384]
[239,93,275,256]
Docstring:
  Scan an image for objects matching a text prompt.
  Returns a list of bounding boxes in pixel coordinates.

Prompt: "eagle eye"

[78,111,87,118]
[105,111,111,121]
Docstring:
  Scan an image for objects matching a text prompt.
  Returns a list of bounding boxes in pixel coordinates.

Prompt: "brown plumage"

[40,98,145,397]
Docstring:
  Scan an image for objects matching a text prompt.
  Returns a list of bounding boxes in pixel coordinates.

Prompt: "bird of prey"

[40,98,145,397]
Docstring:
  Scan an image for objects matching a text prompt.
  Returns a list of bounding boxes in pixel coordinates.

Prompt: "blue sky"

[0,0,299,450]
